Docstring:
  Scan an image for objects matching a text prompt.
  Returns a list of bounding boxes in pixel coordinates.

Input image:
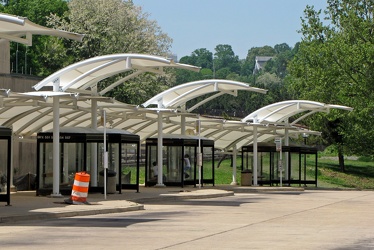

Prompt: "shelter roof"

[142,79,267,112]
[0,12,84,45]
[33,54,200,94]
[241,100,353,125]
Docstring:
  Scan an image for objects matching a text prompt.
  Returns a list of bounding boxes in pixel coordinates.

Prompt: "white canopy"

[242,100,353,125]
[142,79,267,112]
[0,12,84,45]
[33,54,200,94]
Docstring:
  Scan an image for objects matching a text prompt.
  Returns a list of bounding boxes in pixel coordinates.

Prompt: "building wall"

[0,73,41,92]
[12,140,37,177]
[0,40,10,74]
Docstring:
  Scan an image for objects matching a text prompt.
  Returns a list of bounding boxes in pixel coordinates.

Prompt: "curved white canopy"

[242,100,353,125]
[0,12,84,45]
[33,53,200,94]
[0,91,340,151]
[142,79,267,111]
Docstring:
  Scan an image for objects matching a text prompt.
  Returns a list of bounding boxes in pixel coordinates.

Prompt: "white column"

[284,126,290,181]
[156,112,165,187]
[51,92,61,197]
[253,125,258,186]
[230,146,238,185]
[91,100,98,186]
[181,115,186,135]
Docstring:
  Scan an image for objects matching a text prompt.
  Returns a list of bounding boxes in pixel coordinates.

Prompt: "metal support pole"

[156,112,165,187]
[51,82,61,197]
[231,146,238,185]
[253,126,258,186]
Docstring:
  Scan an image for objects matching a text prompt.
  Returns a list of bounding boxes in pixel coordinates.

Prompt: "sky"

[132,0,327,60]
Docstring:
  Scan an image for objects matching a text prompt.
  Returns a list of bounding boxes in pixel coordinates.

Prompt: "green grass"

[316,158,374,189]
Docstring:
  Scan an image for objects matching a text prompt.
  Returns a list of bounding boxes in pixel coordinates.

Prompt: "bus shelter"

[36,127,140,195]
[0,126,11,205]
[241,142,318,186]
[145,134,214,187]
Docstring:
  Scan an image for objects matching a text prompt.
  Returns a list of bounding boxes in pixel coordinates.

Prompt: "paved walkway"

[0,185,303,223]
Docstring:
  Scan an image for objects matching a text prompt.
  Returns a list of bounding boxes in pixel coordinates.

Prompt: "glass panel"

[61,143,85,187]
[39,142,86,189]
[259,152,271,181]
[202,147,213,181]
[243,152,253,171]
[97,143,118,187]
[290,153,301,182]
[165,146,183,182]
[146,145,158,182]
[121,143,137,184]
[0,140,8,194]
[39,142,53,188]
[183,146,195,179]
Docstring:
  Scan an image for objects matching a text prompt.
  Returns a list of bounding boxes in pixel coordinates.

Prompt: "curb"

[0,203,144,224]
[129,190,234,203]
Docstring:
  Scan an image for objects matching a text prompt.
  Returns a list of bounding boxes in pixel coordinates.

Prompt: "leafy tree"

[48,0,171,60]
[46,0,174,104]
[214,44,240,74]
[287,0,374,168]
[179,48,213,69]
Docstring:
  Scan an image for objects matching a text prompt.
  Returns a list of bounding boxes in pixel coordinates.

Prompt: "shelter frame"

[36,127,140,196]
[145,135,214,188]
[241,142,318,186]
[0,126,11,205]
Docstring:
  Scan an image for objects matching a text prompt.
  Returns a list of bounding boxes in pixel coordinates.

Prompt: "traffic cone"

[65,171,90,205]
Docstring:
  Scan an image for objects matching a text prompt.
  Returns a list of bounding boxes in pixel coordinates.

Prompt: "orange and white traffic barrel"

[69,171,90,204]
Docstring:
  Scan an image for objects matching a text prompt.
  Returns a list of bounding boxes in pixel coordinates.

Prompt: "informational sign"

[195,120,201,134]
[275,137,282,152]
[275,137,283,187]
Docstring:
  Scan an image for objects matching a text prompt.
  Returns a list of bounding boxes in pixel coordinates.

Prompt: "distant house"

[253,56,273,74]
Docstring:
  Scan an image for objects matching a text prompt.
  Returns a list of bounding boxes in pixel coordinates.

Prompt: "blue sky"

[132,0,327,59]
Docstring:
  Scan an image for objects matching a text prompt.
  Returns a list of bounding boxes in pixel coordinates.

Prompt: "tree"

[48,0,171,61]
[179,48,213,69]
[47,0,173,104]
[287,0,374,167]
[214,44,240,74]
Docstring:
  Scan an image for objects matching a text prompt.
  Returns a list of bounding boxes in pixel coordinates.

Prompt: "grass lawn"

[316,157,374,189]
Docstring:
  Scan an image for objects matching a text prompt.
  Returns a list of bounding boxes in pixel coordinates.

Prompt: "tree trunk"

[338,146,345,172]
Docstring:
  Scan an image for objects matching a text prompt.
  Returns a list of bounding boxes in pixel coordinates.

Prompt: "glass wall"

[145,136,214,187]
[0,139,8,194]
[37,129,140,195]
[242,142,318,186]
[0,127,11,205]
[121,143,138,185]
[38,142,85,190]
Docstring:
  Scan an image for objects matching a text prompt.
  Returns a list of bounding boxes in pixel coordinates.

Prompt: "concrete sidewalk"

[0,185,303,224]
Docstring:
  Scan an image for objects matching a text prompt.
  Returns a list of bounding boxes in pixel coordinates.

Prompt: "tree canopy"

[287,0,374,161]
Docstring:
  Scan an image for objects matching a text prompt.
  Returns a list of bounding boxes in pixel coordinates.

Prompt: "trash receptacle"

[241,169,252,186]
[99,169,117,194]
